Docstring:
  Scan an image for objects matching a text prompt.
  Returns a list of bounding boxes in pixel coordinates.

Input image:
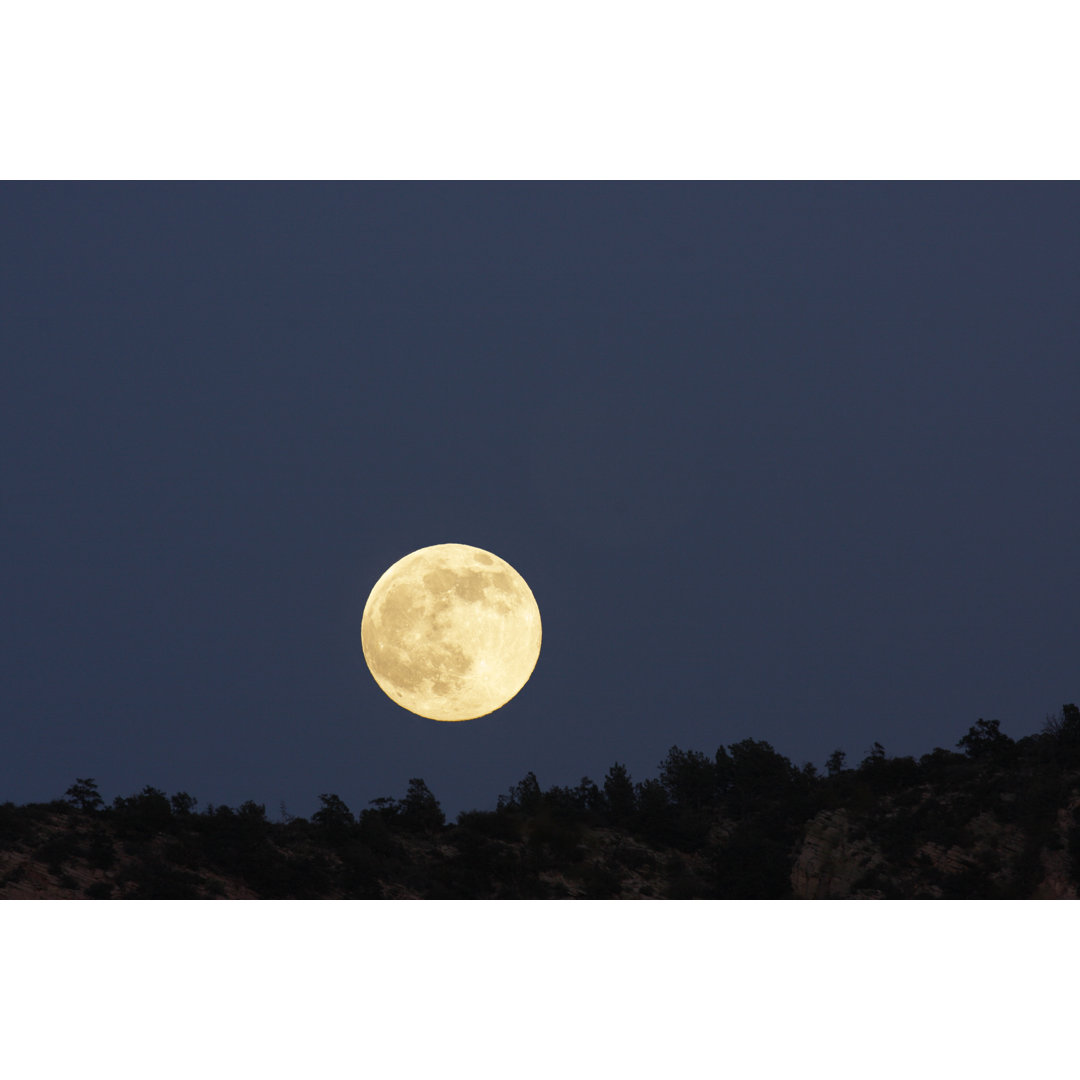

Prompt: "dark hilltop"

[3,705,1079,900]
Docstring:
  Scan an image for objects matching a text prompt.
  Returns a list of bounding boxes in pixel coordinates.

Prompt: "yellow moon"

[361,543,542,721]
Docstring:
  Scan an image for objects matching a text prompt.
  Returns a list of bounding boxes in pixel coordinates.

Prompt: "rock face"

[791,810,883,899]
[1036,798,1080,900]
[791,788,1080,900]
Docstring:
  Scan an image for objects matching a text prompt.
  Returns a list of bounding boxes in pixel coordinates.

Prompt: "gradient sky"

[2,182,1078,821]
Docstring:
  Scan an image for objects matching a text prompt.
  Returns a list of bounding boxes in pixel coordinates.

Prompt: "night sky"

[3,181,1078,822]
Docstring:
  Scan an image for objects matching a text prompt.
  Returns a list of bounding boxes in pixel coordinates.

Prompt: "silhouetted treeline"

[2,705,1079,898]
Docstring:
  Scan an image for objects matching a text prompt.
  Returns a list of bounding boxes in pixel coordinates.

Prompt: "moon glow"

[361,544,542,721]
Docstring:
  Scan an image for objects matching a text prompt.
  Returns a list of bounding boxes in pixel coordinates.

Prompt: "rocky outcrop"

[1035,798,1080,900]
[791,810,884,899]
[791,790,1080,899]
[1,812,261,900]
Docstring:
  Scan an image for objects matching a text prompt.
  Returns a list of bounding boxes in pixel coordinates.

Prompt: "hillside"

[3,707,1079,899]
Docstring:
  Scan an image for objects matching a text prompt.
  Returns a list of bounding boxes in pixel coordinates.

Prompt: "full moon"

[361,544,542,721]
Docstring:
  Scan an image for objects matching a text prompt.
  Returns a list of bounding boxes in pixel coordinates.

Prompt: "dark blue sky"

[2,182,1077,821]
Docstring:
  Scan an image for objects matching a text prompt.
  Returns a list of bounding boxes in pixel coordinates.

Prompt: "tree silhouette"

[64,778,104,813]
[111,786,172,835]
[312,793,355,834]
[499,771,542,814]
[171,791,197,815]
[863,742,886,764]
[957,718,1014,761]
[399,778,445,833]
[602,762,636,825]
[573,776,603,814]
[658,746,717,811]
[633,778,676,847]
[726,738,796,816]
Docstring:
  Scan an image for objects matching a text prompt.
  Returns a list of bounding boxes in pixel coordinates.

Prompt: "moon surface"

[361,544,542,721]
